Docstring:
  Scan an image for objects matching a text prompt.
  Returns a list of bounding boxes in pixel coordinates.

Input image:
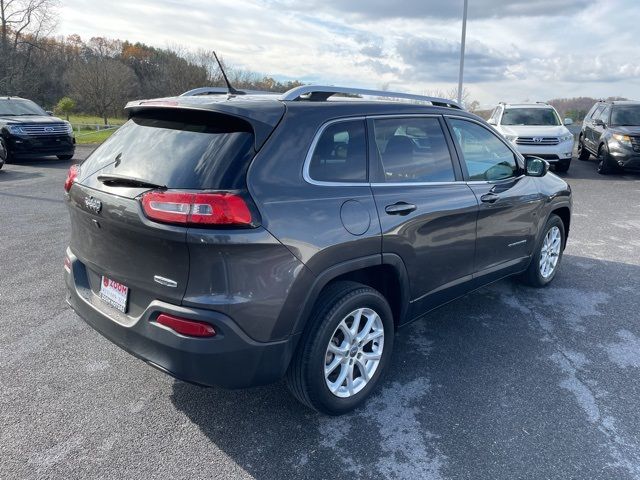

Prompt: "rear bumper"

[7,134,75,158]
[64,249,297,389]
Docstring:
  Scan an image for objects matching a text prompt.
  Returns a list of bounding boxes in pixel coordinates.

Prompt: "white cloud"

[57,0,640,106]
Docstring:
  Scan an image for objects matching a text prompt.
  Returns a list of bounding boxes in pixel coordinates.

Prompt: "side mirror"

[593,118,605,127]
[524,156,549,177]
[46,110,54,116]
[564,118,573,126]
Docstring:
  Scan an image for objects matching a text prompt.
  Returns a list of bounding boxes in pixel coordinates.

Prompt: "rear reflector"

[64,164,79,192]
[155,313,216,337]
[63,255,71,272]
[141,191,252,226]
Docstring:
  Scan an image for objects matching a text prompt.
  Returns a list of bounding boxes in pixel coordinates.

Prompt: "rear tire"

[286,281,394,415]
[577,137,590,160]
[519,214,565,288]
[57,154,74,161]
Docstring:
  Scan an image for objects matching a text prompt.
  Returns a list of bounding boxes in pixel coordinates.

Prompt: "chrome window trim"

[302,116,369,187]
[303,113,465,187]
[371,181,465,187]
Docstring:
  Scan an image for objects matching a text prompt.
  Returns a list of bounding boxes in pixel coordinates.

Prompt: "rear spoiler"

[125,98,285,150]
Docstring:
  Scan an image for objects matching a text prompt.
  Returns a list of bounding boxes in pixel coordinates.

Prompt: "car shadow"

[170,254,640,479]
[555,155,640,181]
[6,156,75,169]
[0,168,44,182]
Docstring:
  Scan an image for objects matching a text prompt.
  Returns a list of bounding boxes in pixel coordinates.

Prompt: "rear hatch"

[66,106,282,314]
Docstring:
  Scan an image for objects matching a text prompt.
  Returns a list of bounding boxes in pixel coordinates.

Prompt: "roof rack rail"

[535,101,548,105]
[180,87,279,97]
[280,85,462,109]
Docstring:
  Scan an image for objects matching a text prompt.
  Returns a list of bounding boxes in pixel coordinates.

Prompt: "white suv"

[488,103,575,173]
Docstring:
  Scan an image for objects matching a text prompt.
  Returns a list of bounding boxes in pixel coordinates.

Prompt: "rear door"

[368,115,478,318]
[67,109,259,311]
[584,105,604,150]
[445,116,543,278]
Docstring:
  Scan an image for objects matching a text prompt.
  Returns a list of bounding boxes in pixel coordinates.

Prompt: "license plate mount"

[99,276,129,313]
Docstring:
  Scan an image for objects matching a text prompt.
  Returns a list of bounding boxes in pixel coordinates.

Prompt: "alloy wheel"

[539,226,561,278]
[324,307,384,398]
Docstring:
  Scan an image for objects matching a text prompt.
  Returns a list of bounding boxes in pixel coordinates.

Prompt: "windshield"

[501,108,561,126]
[0,98,47,116]
[610,106,640,126]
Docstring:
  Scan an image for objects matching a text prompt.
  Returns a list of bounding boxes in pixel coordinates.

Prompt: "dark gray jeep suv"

[64,85,572,414]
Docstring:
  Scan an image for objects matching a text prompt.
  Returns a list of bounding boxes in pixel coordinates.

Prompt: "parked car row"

[487,99,640,175]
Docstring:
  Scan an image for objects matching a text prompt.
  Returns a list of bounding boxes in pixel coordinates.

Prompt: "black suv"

[577,100,640,174]
[0,96,75,169]
[63,85,572,414]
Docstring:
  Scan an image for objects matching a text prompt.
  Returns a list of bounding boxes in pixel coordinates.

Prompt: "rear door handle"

[385,202,417,215]
[480,192,500,203]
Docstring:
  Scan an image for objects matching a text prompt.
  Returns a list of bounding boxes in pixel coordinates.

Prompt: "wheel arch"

[551,206,571,248]
[290,254,410,338]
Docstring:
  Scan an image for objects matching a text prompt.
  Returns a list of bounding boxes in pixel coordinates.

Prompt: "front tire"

[597,144,615,175]
[520,214,565,287]
[554,160,570,173]
[0,138,9,168]
[577,137,590,160]
[286,281,394,415]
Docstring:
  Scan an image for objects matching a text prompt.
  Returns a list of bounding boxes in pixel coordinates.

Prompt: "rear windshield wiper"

[97,174,167,190]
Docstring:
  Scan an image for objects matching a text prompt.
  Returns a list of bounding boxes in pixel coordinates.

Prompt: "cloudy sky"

[58,0,640,107]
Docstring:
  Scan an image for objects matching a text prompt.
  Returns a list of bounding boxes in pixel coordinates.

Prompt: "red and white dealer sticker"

[99,276,129,313]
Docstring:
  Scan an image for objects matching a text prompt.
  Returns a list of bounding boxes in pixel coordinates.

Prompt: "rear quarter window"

[79,110,255,190]
[307,119,367,183]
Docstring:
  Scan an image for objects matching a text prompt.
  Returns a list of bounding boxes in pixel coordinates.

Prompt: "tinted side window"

[372,117,455,183]
[449,118,518,181]
[488,108,499,123]
[590,106,604,119]
[308,120,367,182]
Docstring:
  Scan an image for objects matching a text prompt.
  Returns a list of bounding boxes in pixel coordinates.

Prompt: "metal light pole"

[457,0,468,106]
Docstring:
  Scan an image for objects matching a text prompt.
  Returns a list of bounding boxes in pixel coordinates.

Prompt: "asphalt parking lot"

[1,145,639,480]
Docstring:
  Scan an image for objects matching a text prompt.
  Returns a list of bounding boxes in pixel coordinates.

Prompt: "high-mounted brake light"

[64,164,79,192]
[141,191,253,226]
[155,313,216,337]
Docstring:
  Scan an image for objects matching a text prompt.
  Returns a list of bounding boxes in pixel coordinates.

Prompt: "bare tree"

[67,56,137,124]
[0,0,59,93]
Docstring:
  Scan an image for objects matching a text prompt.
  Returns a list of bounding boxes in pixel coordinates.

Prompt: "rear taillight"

[63,255,71,273]
[155,313,216,337]
[141,191,253,226]
[64,164,79,192]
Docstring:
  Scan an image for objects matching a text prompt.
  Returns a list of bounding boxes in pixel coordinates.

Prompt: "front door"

[368,115,479,320]
[446,117,544,279]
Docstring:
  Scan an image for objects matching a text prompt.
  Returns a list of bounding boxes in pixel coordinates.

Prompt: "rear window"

[79,110,255,190]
